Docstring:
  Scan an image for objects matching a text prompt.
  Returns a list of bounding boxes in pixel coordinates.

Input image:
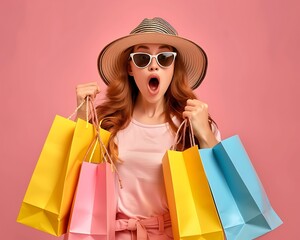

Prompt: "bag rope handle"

[84,97,123,189]
[172,118,195,151]
[67,97,89,121]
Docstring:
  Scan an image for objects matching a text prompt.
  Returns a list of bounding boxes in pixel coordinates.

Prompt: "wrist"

[195,130,218,149]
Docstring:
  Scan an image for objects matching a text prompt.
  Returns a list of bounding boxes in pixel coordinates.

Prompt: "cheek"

[129,63,144,79]
[130,70,145,89]
[164,68,175,85]
[131,70,144,83]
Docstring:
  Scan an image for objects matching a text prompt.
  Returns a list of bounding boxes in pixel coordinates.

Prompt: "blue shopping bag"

[200,135,282,240]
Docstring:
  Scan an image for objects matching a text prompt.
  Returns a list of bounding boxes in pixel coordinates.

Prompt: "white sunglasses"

[129,52,177,69]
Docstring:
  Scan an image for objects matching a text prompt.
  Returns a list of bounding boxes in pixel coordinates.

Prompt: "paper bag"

[200,135,283,240]
[65,161,116,240]
[162,121,225,240]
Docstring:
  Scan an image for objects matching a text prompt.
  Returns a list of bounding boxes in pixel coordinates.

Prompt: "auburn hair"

[96,47,215,162]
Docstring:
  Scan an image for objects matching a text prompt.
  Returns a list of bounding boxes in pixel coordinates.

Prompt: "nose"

[148,57,159,71]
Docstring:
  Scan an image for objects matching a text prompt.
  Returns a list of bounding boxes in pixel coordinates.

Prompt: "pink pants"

[115,213,173,240]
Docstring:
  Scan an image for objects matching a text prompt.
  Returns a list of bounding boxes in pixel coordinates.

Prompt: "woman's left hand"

[183,99,218,148]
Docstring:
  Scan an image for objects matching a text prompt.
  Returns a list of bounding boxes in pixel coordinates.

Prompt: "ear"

[128,62,133,76]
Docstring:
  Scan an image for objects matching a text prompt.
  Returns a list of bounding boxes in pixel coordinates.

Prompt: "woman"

[76,17,220,239]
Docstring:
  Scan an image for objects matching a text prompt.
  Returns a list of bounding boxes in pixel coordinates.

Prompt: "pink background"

[1,0,299,239]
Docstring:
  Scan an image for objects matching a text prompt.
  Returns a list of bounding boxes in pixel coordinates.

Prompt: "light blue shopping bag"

[200,135,282,240]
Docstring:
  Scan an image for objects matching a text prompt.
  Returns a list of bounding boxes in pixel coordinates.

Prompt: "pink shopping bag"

[64,160,116,240]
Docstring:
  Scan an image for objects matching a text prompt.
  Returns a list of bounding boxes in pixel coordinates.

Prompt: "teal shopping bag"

[200,135,282,240]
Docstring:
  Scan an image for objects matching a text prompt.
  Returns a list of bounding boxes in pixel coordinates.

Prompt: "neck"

[133,95,166,124]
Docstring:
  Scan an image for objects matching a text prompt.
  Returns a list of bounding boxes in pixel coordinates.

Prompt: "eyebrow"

[135,45,173,51]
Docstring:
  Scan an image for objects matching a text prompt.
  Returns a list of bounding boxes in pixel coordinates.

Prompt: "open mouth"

[148,77,160,91]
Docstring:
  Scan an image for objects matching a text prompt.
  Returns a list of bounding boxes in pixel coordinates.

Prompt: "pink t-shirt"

[115,118,221,219]
[115,118,174,218]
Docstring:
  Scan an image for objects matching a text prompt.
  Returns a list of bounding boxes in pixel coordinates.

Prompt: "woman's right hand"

[76,82,100,119]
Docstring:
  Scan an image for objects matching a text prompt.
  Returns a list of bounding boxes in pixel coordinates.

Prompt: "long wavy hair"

[96,47,215,162]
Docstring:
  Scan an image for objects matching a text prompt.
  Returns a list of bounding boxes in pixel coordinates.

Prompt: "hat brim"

[97,32,207,89]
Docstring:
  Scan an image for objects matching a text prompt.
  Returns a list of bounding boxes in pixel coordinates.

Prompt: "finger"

[193,101,208,110]
[77,87,100,99]
[187,99,208,108]
[186,99,197,106]
[184,105,196,112]
[76,82,100,93]
[76,81,99,88]
[182,111,192,119]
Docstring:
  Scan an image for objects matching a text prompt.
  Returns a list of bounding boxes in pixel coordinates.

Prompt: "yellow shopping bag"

[17,101,111,236]
[162,120,225,240]
[17,115,75,236]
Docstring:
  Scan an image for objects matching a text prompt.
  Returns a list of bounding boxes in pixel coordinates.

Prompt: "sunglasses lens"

[157,53,175,67]
[132,53,151,68]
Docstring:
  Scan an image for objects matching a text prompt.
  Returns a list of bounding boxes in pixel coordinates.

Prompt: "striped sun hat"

[97,17,208,89]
